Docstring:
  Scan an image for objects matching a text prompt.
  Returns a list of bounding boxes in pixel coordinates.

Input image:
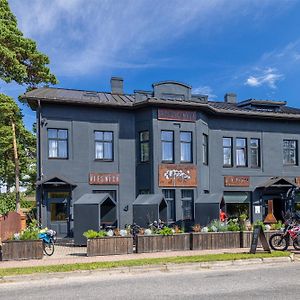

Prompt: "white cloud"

[8,0,287,78]
[245,68,284,89]
[192,86,217,100]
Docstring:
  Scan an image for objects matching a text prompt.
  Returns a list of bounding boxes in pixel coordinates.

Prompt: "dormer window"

[237,99,286,112]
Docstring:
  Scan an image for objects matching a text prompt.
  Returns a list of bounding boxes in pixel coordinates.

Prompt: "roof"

[195,193,223,204]
[22,87,300,120]
[74,193,115,205]
[36,175,77,186]
[133,194,166,205]
[257,177,297,188]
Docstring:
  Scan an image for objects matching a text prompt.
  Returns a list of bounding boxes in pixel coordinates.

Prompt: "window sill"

[48,157,68,160]
[180,161,193,164]
[94,159,114,162]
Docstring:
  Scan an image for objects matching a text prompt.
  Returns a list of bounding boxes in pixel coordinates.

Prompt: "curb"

[0,255,295,283]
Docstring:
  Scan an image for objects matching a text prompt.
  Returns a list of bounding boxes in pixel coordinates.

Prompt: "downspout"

[37,100,42,224]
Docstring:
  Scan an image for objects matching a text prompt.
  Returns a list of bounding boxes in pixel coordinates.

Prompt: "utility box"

[133,194,167,227]
[74,193,116,245]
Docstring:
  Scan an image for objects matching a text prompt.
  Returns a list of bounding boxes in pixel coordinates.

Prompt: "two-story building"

[23,78,300,238]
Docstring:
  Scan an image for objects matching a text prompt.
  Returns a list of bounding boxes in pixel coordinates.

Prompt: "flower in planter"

[13,233,20,240]
[201,227,209,233]
[192,224,201,232]
[210,225,218,232]
[144,229,152,235]
[107,229,114,237]
[119,229,127,236]
[265,224,271,231]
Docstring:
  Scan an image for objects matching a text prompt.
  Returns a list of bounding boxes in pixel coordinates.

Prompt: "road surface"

[1,262,299,299]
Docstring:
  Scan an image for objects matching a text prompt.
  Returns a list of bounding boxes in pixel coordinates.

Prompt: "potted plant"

[135,225,190,253]
[0,220,43,261]
[84,229,133,256]
[191,219,241,250]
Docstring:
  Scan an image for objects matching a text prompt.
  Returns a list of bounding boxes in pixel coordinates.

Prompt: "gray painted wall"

[37,97,300,230]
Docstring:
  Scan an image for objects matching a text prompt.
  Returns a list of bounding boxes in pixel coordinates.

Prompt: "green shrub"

[227,219,240,231]
[158,227,173,236]
[18,220,40,240]
[83,230,107,239]
[253,220,266,231]
[0,193,16,215]
[208,220,228,232]
[271,220,284,230]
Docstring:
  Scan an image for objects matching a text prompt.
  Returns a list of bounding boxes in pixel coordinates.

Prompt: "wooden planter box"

[240,231,281,248]
[191,232,241,250]
[135,234,191,253]
[0,240,43,261]
[87,236,133,256]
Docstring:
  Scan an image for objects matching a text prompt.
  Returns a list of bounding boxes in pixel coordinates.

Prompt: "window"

[181,190,194,221]
[95,131,113,160]
[250,138,260,168]
[50,203,67,221]
[48,129,68,158]
[180,131,192,162]
[140,131,150,162]
[236,138,247,167]
[161,131,174,162]
[223,137,232,167]
[203,134,208,165]
[283,140,297,165]
[163,189,175,222]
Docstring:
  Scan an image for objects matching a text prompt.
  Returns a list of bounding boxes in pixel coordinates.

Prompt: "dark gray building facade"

[24,78,300,237]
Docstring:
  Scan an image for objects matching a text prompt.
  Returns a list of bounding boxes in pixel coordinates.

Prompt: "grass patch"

[0,251,289,277]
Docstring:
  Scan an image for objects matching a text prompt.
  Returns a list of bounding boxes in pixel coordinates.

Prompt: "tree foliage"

[0,0,57,86]
[0,93,36,192]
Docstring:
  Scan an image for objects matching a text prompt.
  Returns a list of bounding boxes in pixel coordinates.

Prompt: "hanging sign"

[89,173,119,185]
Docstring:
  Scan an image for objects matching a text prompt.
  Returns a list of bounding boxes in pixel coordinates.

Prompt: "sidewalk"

[0,245,251,269]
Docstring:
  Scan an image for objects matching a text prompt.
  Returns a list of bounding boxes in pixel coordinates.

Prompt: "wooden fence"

[0,211,26,242]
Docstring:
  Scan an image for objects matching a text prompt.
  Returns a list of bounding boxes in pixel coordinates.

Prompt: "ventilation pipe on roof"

[224,93,237,104]
[111,77,124,94]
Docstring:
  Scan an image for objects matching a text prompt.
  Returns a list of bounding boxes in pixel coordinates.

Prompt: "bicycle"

[38,229,57,256]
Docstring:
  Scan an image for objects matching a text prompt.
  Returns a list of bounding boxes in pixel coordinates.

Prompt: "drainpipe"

[37,100,42,224]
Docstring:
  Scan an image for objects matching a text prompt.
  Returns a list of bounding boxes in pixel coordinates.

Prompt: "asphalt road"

[1,262,300,299]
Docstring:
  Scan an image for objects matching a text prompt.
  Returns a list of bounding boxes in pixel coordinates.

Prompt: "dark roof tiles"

[23,87,300,119]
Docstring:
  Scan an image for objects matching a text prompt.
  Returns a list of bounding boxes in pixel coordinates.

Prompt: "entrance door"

[47,191,70,237]
[273,197,285,221]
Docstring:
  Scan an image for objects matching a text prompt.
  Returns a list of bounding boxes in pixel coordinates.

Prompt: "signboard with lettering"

[159,164,197,187]
[224,176,250,187]
[89,173,120,185]
[158,108,196,122]
[249,225,271,254]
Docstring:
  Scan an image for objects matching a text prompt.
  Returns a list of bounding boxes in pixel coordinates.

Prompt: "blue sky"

[2,0,300,130]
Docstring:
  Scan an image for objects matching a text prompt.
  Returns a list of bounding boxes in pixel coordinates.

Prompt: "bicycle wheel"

[43,240,55,256]
[269,233,289,251]
[293,239,300,250]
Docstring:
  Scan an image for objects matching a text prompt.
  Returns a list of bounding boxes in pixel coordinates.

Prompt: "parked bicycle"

[38,229,57,256]
[269,212,300,251]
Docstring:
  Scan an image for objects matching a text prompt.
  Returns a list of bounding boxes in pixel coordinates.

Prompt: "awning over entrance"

[195,193,223,204]
[257,177,297,189]
[223,192,249,204]
[133,194,167,227]
[36,175,77,186]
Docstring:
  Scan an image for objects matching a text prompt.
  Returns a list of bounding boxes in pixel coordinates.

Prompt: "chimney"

[224,93,237,104]
[111,77,124,94]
